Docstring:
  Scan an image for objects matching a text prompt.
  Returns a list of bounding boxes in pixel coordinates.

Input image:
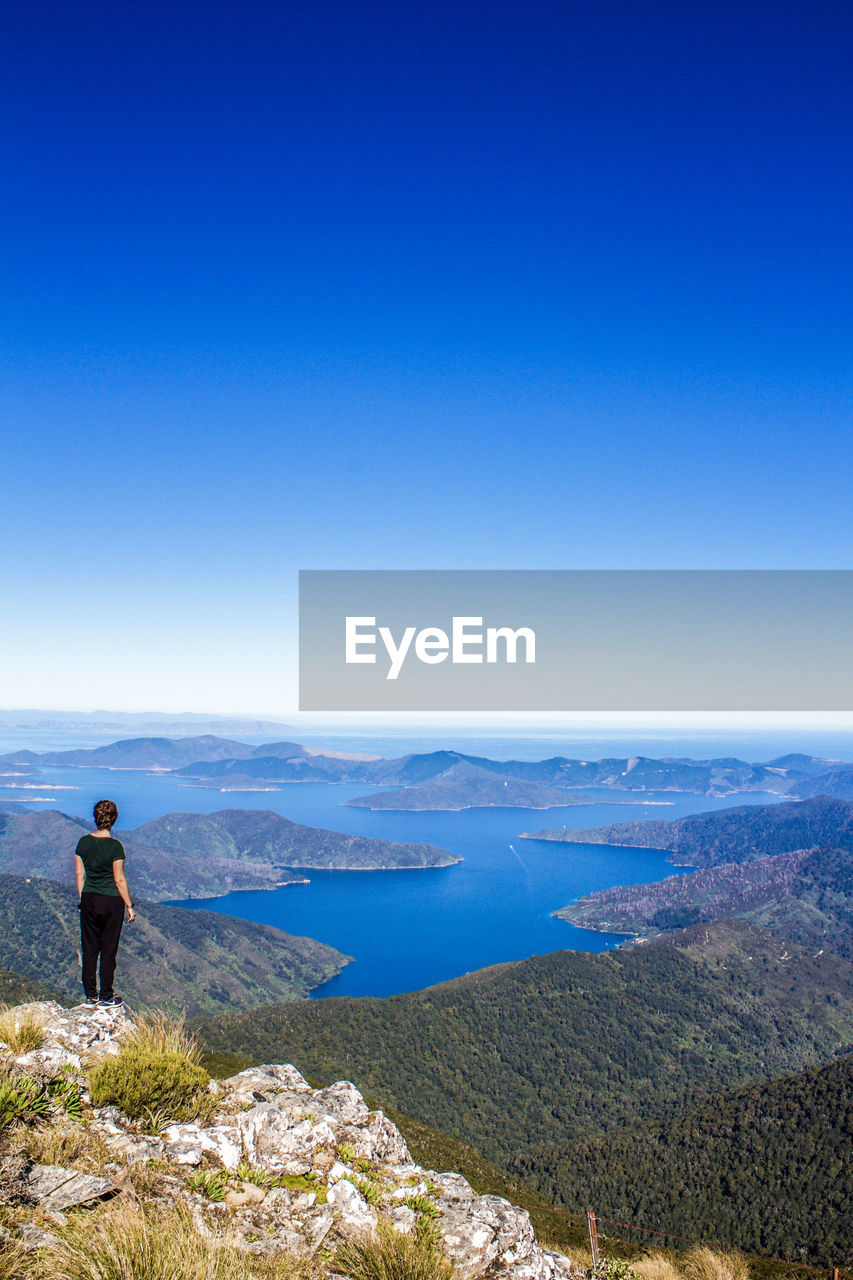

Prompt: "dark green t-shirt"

[76,834,125,896]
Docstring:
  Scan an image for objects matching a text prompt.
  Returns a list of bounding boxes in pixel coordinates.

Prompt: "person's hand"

[127,906,136,923]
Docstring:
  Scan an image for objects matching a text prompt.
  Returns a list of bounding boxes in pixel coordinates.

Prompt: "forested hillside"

[556,845,853,958]
[0,805,457,901]
[511,1053,853,1266]
[0,874,348,1013]
[524,795,853,867]
[194,920,853,1164]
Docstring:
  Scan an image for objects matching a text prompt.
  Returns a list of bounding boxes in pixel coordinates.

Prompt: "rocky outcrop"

[0,1003,577,1279]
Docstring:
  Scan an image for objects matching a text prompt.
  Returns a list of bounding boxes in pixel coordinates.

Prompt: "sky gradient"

[2,0,851,713]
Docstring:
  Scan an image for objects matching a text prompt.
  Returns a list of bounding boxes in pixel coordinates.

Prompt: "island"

[345,760,615,811]
[5,737,853,801]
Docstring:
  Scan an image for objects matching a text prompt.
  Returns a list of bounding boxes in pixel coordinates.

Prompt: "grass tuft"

[633,1255,682,1280]
[336,1220,457,1280]
[683,1248,750,1280]
[42,1202,271,1280]
[0,1236,31,1280]
[125,1011,202,1064]
[11,1122,111,1174]
[0,1007,46,1055]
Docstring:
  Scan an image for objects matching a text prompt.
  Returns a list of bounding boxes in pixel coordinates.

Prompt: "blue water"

[5,724,849,997]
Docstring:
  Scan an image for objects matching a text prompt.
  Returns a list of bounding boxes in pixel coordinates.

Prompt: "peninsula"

[0,804,460,902]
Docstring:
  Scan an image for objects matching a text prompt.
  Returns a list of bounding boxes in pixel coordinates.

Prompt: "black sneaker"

[98,994,123,1007]
[83,996,98,1007]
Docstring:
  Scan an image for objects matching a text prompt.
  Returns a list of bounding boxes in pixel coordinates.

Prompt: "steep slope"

[0,965,65,1005]
[194,919,853,1165]
[512,1052,853,1266]
[0,873,349,1014]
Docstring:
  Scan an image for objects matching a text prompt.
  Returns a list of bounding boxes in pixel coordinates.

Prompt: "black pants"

[80,893,125,999]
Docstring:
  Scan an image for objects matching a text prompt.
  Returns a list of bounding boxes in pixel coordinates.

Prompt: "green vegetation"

[135,807,460,872]
[335,1220,457,1280]
[512,1052,853,1267]
[0,874,348,1015]
[0,1076,50,1128]
[89,1046,210,1123]
[0,804,456,902]
[235,1161,276,1189]
[0,967,63,1007]
[556,844,853,959]
[125,1010,203,1061]
[195,919,853,1162]
[187,1168,229,1201]
[524,795,853,868]
[345,1173,383,1205]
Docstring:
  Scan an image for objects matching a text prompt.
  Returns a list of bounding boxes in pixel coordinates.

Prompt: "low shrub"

[89,1049,210,1123]
[187,1168,229,1201]
[336,1220,457,1280]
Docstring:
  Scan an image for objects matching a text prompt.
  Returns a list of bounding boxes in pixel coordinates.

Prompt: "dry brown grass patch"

[633,1253,682,1280]
[0,1008,47,1056]
[682,1247,750,1280]
[10,1123,112,1175]
[124,1011,201,1064]
[41,1202,288,1280]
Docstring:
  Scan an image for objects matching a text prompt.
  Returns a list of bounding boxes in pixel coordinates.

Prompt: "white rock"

[223,1064,312,1103]
[200,1124,243,1170]
[312,1080,370,1126]
[388,1206,418,1233]
[390,1181,426,1200]
[301,1207,335,1255]
[326,1177,379,1234]
[440,1195,542,1279]
[327,1160,353,1183]
[104,1132,166,1163]
[238,1104,338,1174]
[14,1047,81,1073]
[18,1224,60,1250]
[431,1171,476,1205]
[365,1110,412,1164]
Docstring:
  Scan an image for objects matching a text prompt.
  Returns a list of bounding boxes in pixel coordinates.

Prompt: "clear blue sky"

[2,0,851,712]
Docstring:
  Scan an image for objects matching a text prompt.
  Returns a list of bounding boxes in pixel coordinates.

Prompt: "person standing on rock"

[75,799,136,1007]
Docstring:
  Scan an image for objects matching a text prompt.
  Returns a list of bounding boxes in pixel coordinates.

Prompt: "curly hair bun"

[93,799,119,830]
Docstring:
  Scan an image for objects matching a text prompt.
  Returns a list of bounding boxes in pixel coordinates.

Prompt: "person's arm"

[75,854,85,900]
[112,861,136,922]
